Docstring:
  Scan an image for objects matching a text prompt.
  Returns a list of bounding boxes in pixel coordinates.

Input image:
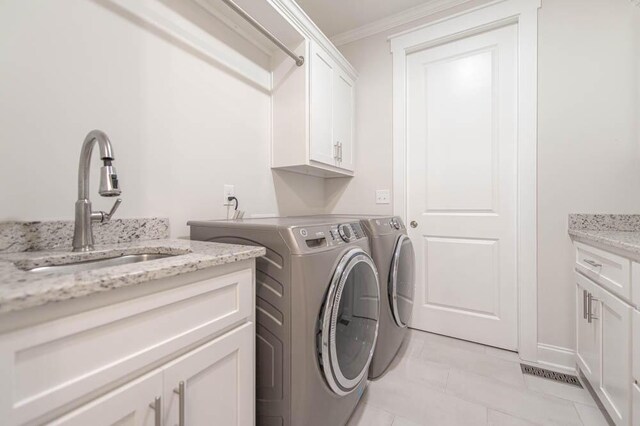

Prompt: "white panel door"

[333,68,354,171]
[50,370,163,426]
[309,42,336,167]
[407,25,518,349]
[163,323,254,426]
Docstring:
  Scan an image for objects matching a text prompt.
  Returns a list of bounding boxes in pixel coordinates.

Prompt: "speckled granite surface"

[0,218,170,253]
[569,214,640,255]
[568,214,640,232]
[568,229,640,256]
[0,239,265,314]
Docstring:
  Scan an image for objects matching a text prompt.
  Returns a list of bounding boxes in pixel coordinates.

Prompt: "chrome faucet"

[72,130,122,252]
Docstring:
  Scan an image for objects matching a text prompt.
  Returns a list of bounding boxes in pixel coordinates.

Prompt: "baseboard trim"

[536,343,576,373]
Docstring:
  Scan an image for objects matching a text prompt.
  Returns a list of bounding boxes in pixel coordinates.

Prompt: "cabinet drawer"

[0,267,253,425]
[634,310,640,382]
[575,242,631,300]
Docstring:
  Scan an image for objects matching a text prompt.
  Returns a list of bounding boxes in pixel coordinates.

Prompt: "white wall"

[537,0,640,349]
[331,0,640,355]
[0,0,325,238]
[325,0,494,215]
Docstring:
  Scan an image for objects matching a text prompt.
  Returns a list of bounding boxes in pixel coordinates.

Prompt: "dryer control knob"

[338,224,353,242]
[390,218,401,230]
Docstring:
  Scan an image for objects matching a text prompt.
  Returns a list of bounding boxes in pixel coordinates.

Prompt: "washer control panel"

[293,222,365,252]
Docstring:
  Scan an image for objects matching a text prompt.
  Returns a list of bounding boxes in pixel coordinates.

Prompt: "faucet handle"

[104,198,122,221]
[90,198,122,223]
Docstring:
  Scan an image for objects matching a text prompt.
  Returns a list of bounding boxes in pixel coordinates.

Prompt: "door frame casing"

[389,0,540,362]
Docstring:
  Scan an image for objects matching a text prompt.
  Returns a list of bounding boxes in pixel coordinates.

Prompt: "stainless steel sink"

[26,253,176,274]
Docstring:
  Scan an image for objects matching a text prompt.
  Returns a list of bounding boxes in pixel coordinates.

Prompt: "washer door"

[389,235,415,328]
[319,248,380,396]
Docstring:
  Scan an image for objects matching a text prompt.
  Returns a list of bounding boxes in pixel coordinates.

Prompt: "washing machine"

[188,217,381,426]
[357,216,415,378]
[298,215,415,378]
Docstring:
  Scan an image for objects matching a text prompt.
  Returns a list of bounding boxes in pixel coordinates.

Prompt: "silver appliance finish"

[72,130,122,252]
[188,216,380,426]
[354,216,415,379]
[302,215,415,379]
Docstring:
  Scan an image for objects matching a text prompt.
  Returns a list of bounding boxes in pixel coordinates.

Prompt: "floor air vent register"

[520,364,583,387]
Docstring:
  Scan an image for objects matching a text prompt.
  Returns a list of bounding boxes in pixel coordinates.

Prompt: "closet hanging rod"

[220,0,304,66]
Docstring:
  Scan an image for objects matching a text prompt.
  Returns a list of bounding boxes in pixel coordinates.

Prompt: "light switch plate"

[376,189,391,204]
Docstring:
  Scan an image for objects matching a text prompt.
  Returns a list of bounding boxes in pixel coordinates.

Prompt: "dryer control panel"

[292,222,366,253]
[367,216,405,236]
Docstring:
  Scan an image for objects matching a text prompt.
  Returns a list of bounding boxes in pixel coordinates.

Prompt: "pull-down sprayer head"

[99,159,120,197]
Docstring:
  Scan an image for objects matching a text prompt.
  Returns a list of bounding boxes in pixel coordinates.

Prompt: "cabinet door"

[598,286,632,425]
[576,273,600,384]
[333,68,354,171]
[633,383,640,426]
[309,42,336,167]
[633,310,639,383]
[163,323,254,426]
[50,370,163,426]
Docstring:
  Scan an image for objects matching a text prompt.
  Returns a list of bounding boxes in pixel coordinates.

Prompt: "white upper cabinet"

[304,41,356,174]
[309,43,336,167]
[333,66,355,171]
[269,3,358,177]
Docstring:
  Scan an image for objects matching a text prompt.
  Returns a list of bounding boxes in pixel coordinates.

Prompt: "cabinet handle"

[587,293,599,323]
[583,289,588,320]
[174,381,185,426]
[333,142,338,160]
[339,142,343,162]
[583,259,602,268]
[149,396,162,426]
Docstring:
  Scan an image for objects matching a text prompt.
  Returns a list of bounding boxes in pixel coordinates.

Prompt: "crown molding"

[270,0,358,78]
[330,0,473,46]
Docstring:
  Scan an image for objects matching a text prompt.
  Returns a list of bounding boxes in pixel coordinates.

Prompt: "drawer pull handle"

[583,259,602,268]
[149,396,162,426]
[587,293,599,323]
[174,381,185,426]
[583,289,588,320]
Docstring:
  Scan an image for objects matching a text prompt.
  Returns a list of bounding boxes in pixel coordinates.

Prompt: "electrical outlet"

[223,184,235,206]
[376,189,391,204]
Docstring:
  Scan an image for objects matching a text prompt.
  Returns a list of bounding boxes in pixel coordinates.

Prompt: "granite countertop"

[568,214,640,256]
[0,239,265,314]
[568,229,640,256]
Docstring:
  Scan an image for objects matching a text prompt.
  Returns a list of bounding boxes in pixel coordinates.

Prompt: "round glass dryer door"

[389,235,415,328]
[319,248,380,396]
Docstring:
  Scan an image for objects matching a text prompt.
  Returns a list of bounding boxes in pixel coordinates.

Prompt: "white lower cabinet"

[51,323,253,426]
[0,263,255,426]
[598,286,632,425]
[576,273,600,384]
[163,323,254,426]
[50,370,163,426]
[574,241,636,426]
[633,383,640,426]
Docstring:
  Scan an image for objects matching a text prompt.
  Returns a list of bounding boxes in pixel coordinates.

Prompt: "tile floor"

[347,329,610,426]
